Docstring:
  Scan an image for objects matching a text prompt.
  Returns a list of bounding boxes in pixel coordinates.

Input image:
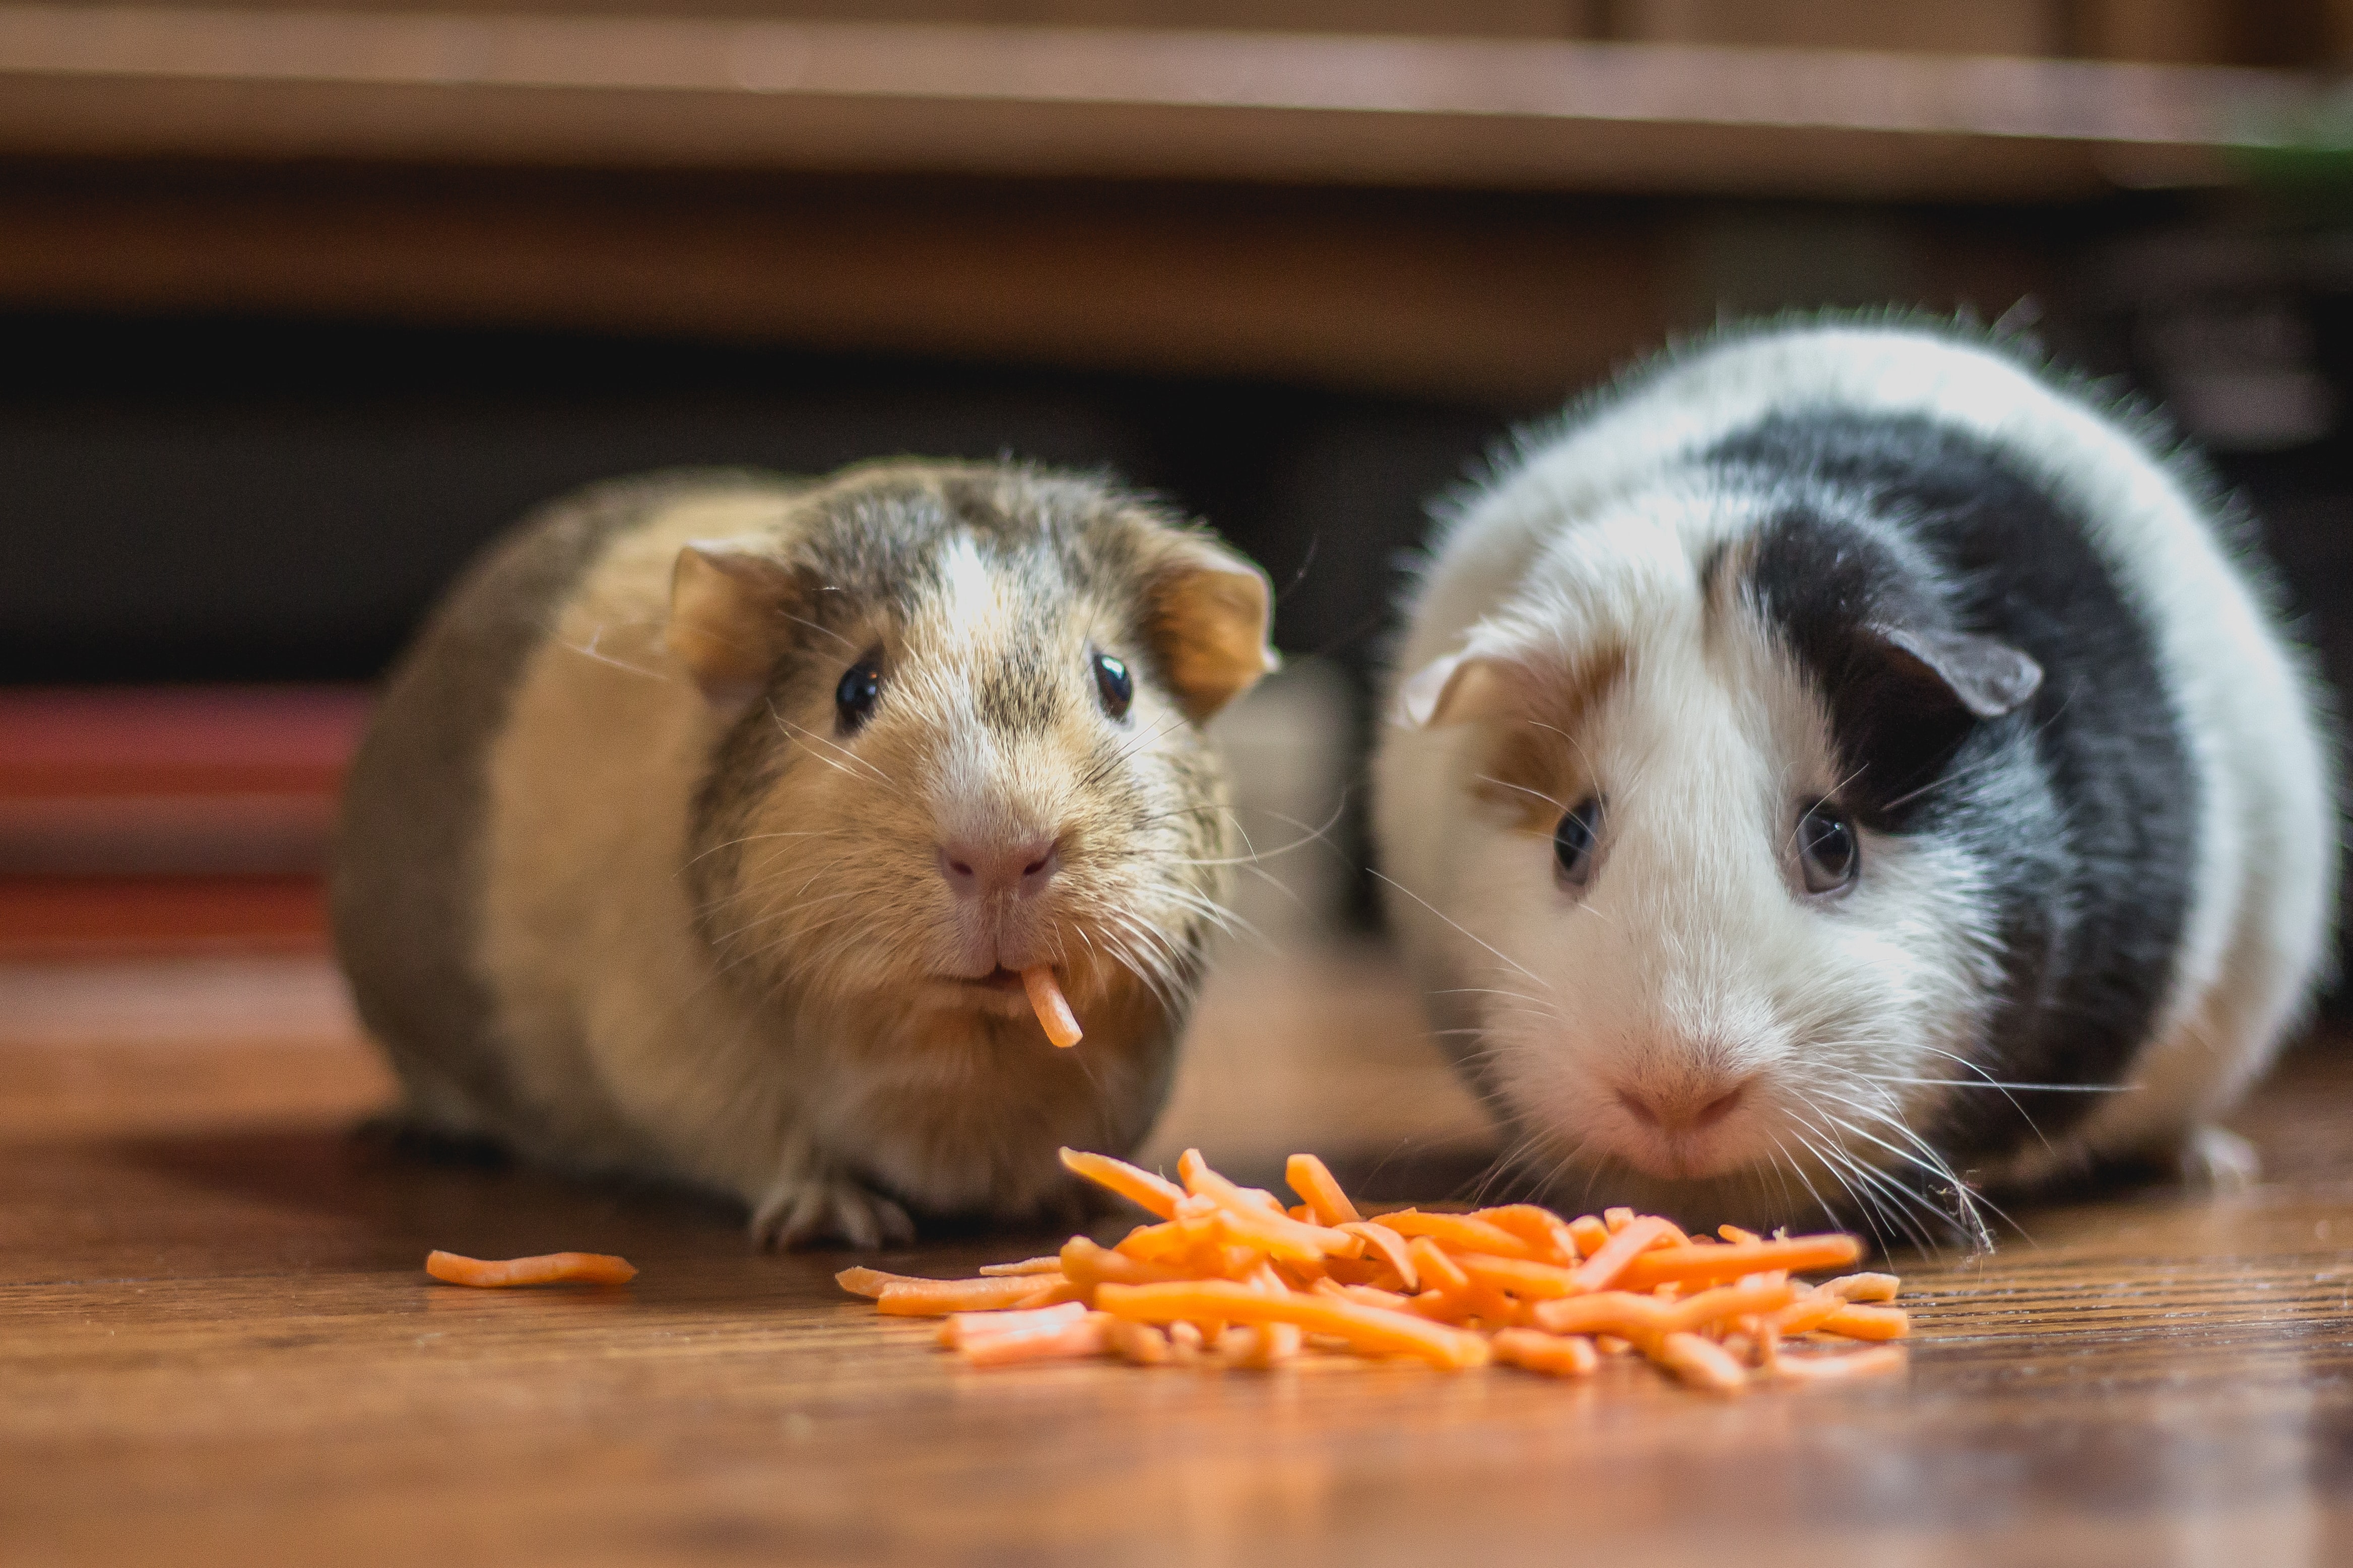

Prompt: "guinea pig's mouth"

[924,966,1047,1021]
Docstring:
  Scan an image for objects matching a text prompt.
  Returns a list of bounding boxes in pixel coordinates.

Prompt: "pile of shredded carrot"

[837,1147,1908,1394]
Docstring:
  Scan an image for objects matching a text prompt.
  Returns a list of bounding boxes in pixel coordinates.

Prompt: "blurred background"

[6,0,2353,1126]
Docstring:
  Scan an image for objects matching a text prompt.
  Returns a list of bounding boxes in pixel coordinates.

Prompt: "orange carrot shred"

[425,1250,636,1288]
[1771,1345,1907,1382]
[1818,1272,1902,1303]
[1285,1152,1363,1225]
[1611,1234,1863,1291]
[977,1256,1064,1277]
[1657,1331,1748,1394]
[1568,1215,1680,1292]
[873,1274,1074,1316]
[1058,1147,1183,1219]
[1490,1328,1600,1378]
[1337,1221,1419,1292]
[1022,966,1083,1047]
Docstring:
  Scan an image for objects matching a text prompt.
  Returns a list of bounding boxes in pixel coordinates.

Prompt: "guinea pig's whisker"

[1518,717,1599,777]
[564,625,677,684]
[1874,743,2021,816]
[1369,870,1553,993]
[703,891,869,947]
[1787,1122,1930,1251]
[1767,1133,1846,1234]
[1862,1074,2127,1093]
[776,608,861,655]
[1079,715,1185,791]
[1475,775,1568,814]
[1906,1043,2058,1152]
[680,830,831,871]
[765,708,901,794]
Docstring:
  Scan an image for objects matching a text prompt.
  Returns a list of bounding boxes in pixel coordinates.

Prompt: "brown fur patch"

[1471,646,1629,835]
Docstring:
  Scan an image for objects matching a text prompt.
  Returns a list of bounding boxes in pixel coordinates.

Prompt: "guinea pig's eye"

[1091,649,1134,721]
[834,653,884,735]
[1553,796,1604,890]
[1797,800,1859,896]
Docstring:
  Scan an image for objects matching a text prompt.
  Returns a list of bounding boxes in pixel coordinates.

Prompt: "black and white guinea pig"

[1371,316,2337,1246]
[334,460,1275,1248]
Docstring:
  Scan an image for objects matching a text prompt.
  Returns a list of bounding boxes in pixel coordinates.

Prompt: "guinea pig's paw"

[2178,1125,2261,1194]
[752,1172,917,1251]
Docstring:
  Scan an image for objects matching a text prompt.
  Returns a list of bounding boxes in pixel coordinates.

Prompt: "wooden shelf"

[0,6,2323,199]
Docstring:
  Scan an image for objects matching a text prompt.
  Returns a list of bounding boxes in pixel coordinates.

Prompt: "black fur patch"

[1716,412,2200,1165]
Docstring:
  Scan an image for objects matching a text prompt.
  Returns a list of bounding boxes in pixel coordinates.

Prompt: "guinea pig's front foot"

[751,1169,916,1251]
[2178,1125,2261,1194]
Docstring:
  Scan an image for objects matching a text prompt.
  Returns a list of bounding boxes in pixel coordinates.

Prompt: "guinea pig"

[1371,317,2337,1247]
[332,459,1276,1247]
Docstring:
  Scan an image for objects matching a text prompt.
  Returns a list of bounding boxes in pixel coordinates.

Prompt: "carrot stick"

[425,1250,636,1287]
[1660,1278,1797,1334]
[1012,1279,1089,1309]
[872,1275,1074,1315]
[1022,966,1083,1048]
[1379,1211,1539,1261]
[1059,1236,1197,1289]
[1567,1215,1680,1291]
[1174,1150,1287,1212]
[1611,1233,1863,1290]
[1530,1291,1672,1340]
[1211,1206,1358,1267]
[937,1301,1087,1348]
[1407,1237,1473,1297]
[977,1256,1064,1277]
[836,1266,919,1298]
[1315,1279,1419,1312]
[1490,1328,1600,1378]
[1179,1153,1362,1259]
[1284,1153,1363,1225]
[1656,1332,1747,1394]
[1772,1292,1851,1336]
[1095,1280,1490,1369]
[1818,1272,1902,1303]
[1059,1147,1183,1219]
[1337,1221,1419,1292]
[1565,1215,1610,1258]
[1814,1304,1910,1341]
[1104,1318,1172,1366]
[1770,1346,1907,1382]
[960,1313,1109,1367]
[1450,1252,1584,1300]
[1472,1205,1579,1264]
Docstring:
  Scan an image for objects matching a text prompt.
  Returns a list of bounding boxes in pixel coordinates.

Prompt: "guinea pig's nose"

[1616,1077,1749,1135]
[937,836,1060,900]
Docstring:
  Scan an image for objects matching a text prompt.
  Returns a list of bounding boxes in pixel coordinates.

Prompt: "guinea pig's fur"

[333,460,1275,1247]
[1372,317,2337,1246]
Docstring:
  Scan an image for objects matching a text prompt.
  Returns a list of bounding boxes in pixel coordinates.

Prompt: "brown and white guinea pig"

[1371,317,2338,1247]
[332,460,1276,1248]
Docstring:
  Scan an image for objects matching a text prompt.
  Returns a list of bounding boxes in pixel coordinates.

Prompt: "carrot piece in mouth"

[1022,966,1083,1047]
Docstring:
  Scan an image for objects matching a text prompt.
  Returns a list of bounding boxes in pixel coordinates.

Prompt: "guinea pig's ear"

[1393,650,1519,728]
[1865,624,2043,719]
[1147,539,1279,723]
[667,539,804,708]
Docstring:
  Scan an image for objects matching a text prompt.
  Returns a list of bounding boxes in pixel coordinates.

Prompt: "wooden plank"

[2,951,2351,1562]
[0,7,2321,198]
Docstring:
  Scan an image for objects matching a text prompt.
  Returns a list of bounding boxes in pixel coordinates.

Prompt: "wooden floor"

[6,947,2353,1566]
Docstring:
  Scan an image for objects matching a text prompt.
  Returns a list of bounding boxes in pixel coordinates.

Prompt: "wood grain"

[4,949,2351,1565]
[0,8,2319,199]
